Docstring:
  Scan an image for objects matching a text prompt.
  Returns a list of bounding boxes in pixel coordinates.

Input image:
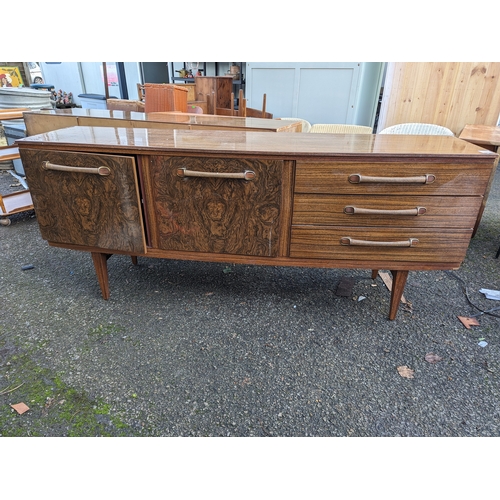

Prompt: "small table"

[459,125,500,237]
[459,124,500,152]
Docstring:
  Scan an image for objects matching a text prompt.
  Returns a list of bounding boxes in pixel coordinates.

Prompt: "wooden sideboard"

[22,109,301,136]
[17,126,498,319]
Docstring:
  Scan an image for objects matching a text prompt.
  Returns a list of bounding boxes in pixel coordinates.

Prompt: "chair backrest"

[310,124,372,134]
[378,123,455,136]
[279,118,312,133]
[137,83,145,102]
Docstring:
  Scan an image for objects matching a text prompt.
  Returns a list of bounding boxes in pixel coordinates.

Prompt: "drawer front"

[293,194,482,229]
[295,161,491,196]
[146,156,284,256]
[290,226,472,264]
[20,148,146,253]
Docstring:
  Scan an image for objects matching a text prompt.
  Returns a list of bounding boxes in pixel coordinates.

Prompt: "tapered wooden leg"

[371,269,379,280]
[91,252,111,300]
[388,270,409,320]
[131,256,138,265]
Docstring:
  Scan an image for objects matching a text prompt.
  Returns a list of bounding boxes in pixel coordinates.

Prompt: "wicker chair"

[378,123,454,136]
[279,118,312,133]
[310,124,373,134]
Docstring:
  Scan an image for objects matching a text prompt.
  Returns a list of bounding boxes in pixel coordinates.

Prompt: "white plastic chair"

[279,118,312,133]
[310,124,372,134]
[378,123,454,136]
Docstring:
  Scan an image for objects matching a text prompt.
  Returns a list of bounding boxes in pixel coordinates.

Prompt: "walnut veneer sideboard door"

[19,149,146,254]
[142,156,285,257]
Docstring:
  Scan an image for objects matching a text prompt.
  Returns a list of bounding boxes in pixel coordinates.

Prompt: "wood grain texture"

[91,252,111,299]
[459,125,500,148]
[146,156,283,256]
[195,76,233,109]
[389,270,409,320]
[293,194,481,228]
[24,114,79,136]
[18,126,497,161]
[22,109,300,136]
[377,63,500,136]
[289,227,472,263]
[294,161,492,196]
[19,148,145,253]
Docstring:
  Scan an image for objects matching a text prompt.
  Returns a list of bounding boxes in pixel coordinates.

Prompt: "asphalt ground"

[1,129,499,494]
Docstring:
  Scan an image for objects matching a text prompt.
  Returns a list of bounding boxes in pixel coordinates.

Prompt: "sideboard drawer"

[292,194,482,229]
[294,161,492,196]
[289,226,472,264]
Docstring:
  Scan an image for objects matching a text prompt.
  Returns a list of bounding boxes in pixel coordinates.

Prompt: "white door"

[245,62,383,126]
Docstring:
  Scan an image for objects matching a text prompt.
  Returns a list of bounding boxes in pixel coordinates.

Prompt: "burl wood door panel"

[20,149,145,253]
[145,156,283,256]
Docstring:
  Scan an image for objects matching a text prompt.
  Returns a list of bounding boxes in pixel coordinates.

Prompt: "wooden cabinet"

[193,76,234,109]
[17,127,498,320]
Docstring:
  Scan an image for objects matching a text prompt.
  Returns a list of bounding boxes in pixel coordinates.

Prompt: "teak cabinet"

[17,126,498,320]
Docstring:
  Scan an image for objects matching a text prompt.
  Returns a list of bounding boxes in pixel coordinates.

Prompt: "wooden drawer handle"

[42,161,111,176]
[340,237,419,247]
[177,168,255,180]
[344,206,427,216]
[348,174,435,184]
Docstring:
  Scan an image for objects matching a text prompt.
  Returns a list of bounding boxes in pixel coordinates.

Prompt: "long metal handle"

[348,174,435,184]
[340,237,419,247]
[42,161,111,176]
[344,206,426,216]
[177,168,255,180]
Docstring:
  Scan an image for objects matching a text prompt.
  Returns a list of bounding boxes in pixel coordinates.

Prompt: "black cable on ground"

[445,270,500,319]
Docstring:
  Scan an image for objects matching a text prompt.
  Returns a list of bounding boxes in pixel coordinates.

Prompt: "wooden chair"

[137,83,145,102]
[240,92,273,118]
